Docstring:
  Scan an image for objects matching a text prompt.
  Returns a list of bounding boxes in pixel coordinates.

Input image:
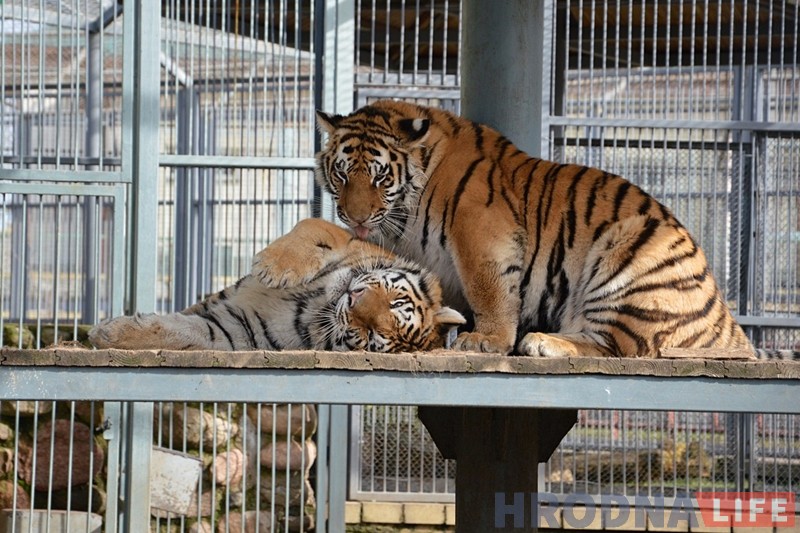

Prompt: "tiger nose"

[348,288,365,307]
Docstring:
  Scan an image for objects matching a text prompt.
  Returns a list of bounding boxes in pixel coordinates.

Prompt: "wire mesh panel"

[546,411,800,497]
[540,0,800,502]
[156,0,319,313]
[350,405,454,502]
[0,190,123,345]
[354,0,461,106]
[0,0,125,174]
[0,0,128,332]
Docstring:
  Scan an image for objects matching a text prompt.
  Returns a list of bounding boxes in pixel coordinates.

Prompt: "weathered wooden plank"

[724,361,784,379]
[55,348,112,367]
[670,359,711,377]
[2,349,59,366]
[464,354,522,373]
[659,347,755,360]
[265,351,317,369]
[777,361,800,379]
[314,351,375,371]
[513,356,572,374]
[364,353,420,372]
[212,351,269,368]
[159,351,218,368]
[617,358,667,377]
[108,349,164,367]
[702,360,729,378]
[568,357,602,374]
[2,348,800,380]
[416,353,471,373]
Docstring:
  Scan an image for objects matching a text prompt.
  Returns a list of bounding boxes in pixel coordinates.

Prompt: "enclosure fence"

[1,0,799,530]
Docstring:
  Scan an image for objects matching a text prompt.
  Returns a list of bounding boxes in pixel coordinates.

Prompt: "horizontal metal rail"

[1,367,798,414]
[158,155,317,169]
[547,116,800,133]
[0,168,129,183]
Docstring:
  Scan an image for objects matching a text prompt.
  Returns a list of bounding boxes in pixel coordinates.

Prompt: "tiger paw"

[517,332,577,357]
[251,242,327,289]
[451,332,512,355]
[88,314,156,349]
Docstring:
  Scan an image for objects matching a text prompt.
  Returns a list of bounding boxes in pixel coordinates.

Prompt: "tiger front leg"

[518,332,612,358]
[251,218,353,288]
[448,222,525,355]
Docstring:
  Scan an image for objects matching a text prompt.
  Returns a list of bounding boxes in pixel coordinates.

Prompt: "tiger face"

[318,264,465,352]
[315,109,430,240]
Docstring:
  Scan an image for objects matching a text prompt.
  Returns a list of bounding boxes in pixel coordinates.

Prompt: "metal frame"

[2,368,799,414]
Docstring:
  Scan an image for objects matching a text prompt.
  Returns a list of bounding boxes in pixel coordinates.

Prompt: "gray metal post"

[122,0,161,529]
[82,30,102,324]
[461,0,548,157]
[456,3,570,531]
[129,0,161,315]
[320,1,355,530]
[328,405,349,532]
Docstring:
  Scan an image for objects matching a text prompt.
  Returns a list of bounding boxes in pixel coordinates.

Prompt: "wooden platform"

[1,348,798,379]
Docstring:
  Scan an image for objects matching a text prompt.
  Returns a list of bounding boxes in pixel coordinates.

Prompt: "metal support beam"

[128,0,161,315]
[461,0,548,157]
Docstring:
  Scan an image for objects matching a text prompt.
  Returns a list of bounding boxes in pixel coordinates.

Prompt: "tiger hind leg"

[517,331,611,358]
[88,313,210,350]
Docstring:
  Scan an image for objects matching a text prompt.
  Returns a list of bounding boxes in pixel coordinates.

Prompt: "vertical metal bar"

[327,405,348,533]
[103,402,121,533]
[122,402,154,533]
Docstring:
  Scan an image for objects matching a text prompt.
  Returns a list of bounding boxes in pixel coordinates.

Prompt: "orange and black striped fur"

[89,218,465,353]
[315,100,772,358]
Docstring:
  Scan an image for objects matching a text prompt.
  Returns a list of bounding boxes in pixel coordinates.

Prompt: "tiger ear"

[435,307,466,328]
[397,118,430,146]
[435,307,466,349]
[316,110,343,135]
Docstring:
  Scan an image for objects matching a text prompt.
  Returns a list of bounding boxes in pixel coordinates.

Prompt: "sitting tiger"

[89,218,465,353]
[314,100,796,359]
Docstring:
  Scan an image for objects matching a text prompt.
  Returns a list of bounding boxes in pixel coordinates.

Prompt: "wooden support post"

[418,407,576,533]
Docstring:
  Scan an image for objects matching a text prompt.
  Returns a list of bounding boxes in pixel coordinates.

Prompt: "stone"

[213,448,246,487]
[361,502,403,524]
[259,439,316,473]
[216,510,273,533]
[0,400,52,417]
[0,421,13,441]
[34,484,107,514]
[2,324,35,348]
[189,520,213,533]
[0,480,30,510]
[259,471,314,508]
[247,404,317,438]
[152,489,217,519]
[23,419,104,491]
[0,448,14,477]
[154,404,239,449]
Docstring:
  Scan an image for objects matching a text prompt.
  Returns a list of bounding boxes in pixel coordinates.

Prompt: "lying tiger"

[314,100,798,359]
[89,218,465,353]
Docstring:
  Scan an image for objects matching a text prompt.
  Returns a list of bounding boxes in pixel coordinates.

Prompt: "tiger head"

[314,260,465,352]
[315,101,431,240]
